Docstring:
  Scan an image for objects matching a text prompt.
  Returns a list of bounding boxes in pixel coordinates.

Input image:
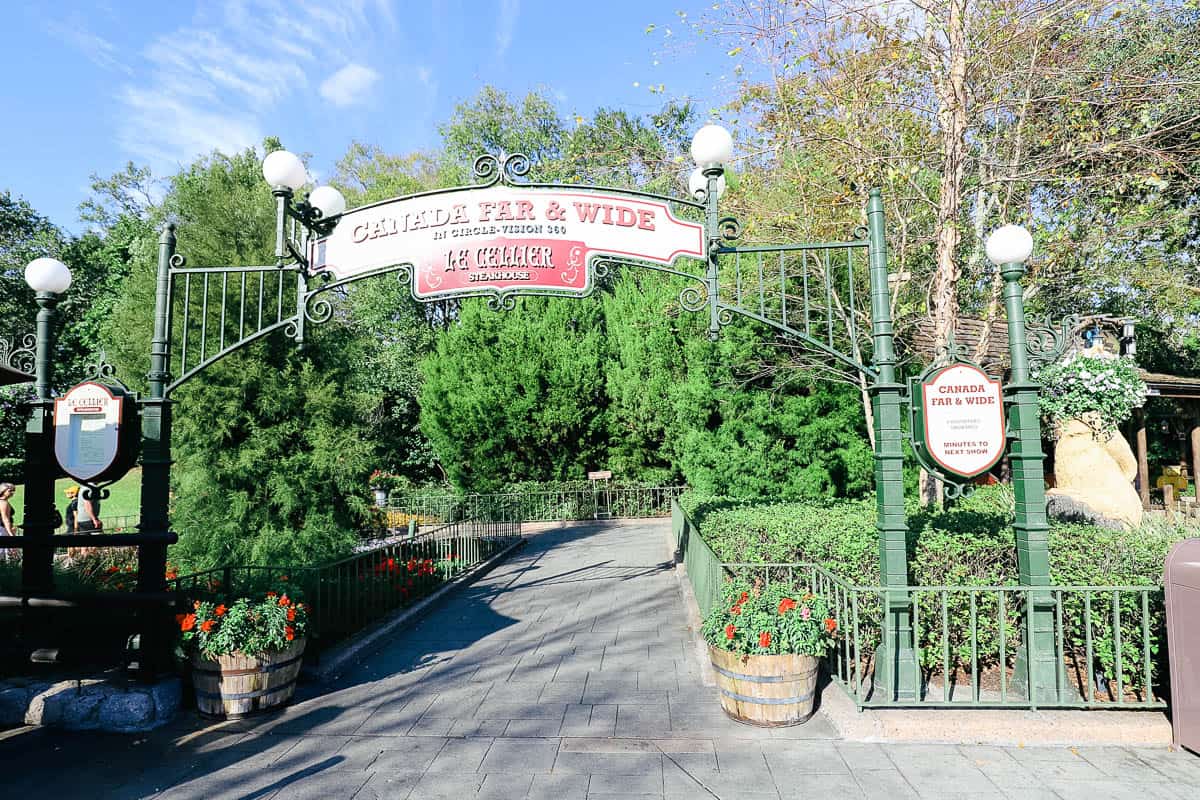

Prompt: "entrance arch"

[141,148,919,698]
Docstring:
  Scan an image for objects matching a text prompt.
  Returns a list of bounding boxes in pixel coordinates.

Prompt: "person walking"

[0,483,17,561]
[63,485,79,533]
[76,486,101,532]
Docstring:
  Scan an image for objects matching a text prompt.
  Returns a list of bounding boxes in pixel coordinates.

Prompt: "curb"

[302,536,527,682]
[665,526,716,688]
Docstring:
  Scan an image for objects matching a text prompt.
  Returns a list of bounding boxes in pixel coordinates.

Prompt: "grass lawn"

[8,467,143,527]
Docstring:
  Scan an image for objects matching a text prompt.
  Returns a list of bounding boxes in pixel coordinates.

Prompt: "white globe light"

[262,149,308,191]
[309,185,347,218]
[690,123,734,167]
[985,224,1034,265]
[688,168,726,201]
[25,257,72,294]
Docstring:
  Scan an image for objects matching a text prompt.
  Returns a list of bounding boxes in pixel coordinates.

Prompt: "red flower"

[165,569,178,580]
[266,591,277,599]
[193,600,201,609]
[285,626,295,642]
[824,618,838,633]
[778,598,797,615]
[200,619,216,633]
[730,604,742,616]
[179,614,196,632]
[278,594,290,607]
[287,608,296,622]
[174,614,186,625]
[106,566,119,574]
[215,604,227,617]
[407,559,418,573]
[738,591,749,604]
[724,624,736,641]
[759,631,771,648]
[280,575,289,582]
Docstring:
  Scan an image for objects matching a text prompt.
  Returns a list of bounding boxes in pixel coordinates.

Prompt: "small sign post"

[912,363,1006,480]
[53,381,140,484]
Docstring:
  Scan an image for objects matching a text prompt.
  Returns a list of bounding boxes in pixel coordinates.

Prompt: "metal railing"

[52,514,141,534]
[172,515,522,653]
[389,485,685,525]
[673,500,1167,711]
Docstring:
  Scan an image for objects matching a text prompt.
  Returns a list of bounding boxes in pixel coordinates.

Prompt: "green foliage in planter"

[701,579,838,657]
[180,586,308,659]
[1036,352,1147,433]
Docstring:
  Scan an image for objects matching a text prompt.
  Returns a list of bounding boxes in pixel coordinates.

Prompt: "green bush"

[683,485,1190,697]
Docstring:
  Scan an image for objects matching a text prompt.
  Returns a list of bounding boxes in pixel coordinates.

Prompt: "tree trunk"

[926,0,970,360]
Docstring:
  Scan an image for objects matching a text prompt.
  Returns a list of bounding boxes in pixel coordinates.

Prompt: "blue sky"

[2,1,739,232]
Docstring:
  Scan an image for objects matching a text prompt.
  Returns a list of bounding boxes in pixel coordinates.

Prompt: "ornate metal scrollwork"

[486,293,519,312]
[719,217,742,243]
[716,307,736,327]
[503,153,531,183]
[678,284,708,313]
[1026,313,1083,369]
[852,225,869,241]
[83,349,126,388]
[472,152,532,187]
[304,295,335,325]
[943,480,976,502]
[168,253,187,269]
[592,260,614,281]
[1,332,36,375]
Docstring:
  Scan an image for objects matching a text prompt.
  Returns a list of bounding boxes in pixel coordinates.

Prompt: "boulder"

[98,693,154,733]
[1047,418,1143,528]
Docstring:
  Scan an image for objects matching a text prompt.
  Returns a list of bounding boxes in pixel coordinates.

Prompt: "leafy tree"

[419,297,610,489]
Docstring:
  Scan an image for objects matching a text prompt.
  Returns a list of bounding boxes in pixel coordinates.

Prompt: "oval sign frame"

[53,381,139,484]
[915,363,1007,480]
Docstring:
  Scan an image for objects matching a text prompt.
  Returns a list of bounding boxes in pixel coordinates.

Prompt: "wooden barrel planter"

[708,645,819,726]
[191,638,306,719]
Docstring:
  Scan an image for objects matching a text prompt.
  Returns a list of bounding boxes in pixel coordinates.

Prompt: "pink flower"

[800,606,812,621]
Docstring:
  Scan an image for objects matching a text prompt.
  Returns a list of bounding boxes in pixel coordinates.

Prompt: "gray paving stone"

[475,700,567,719]
[774,772,866,799]
[527,773,591,800]
[553,751,664,776]
[478,737,560,773]
[426,736,494,772]
[409,771,486,799]
[368,737,450,771]
[506,717,564,737]
[588,771,666,795]
[477,772,537,799]
[851,769,919,800]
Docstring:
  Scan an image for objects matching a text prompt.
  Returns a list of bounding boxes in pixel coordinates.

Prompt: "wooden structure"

[191,638,306,719]
[708,646,820,726]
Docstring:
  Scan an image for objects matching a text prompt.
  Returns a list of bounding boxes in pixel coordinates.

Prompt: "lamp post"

[21,257,72,592]
[690,123,733,340]
[987,224,1059,702]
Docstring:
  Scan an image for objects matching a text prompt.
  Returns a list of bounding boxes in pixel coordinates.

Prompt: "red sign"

[311,187,705,300]
[919,364,1006,478]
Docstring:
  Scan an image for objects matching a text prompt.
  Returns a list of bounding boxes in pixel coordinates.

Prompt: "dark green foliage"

[169,337,372,570]
[419,297,610,490]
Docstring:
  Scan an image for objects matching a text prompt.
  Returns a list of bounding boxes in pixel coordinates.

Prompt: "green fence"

[673,500,1167,711]
[172,515,522,654]
[390,485,685,525]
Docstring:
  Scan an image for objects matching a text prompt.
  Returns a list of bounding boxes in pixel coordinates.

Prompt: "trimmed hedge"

[682,485,1190,695]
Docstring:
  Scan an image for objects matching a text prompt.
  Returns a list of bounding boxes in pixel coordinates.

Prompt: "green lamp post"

[987,224,1059,703]
[21,257,72,592]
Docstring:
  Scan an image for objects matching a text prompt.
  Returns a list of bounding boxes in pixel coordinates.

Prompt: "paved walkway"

[1,519,1199,799]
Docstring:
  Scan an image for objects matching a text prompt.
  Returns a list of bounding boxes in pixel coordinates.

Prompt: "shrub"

[682,485,1189,696]
[701,579,839,657]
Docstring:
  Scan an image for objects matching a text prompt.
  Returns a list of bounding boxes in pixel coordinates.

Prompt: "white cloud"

[496,0,519,58]
[111,0,390,167]
[48,18,132,75]
[320,63,381,107]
